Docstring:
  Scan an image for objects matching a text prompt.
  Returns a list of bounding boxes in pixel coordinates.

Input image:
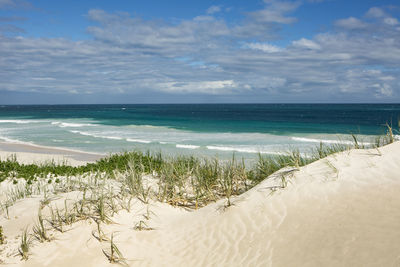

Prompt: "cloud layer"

[0,1,399,103]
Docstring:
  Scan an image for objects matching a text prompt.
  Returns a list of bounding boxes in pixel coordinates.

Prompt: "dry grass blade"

[32,209,51,242]
[102,233,128,265]
[134,220,154,231]
[386,123,394,144]
[92,220,108,242]
[0,226,5,245]
[18,228,31,261]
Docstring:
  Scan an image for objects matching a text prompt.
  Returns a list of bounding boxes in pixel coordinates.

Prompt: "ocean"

[0,104,399,160]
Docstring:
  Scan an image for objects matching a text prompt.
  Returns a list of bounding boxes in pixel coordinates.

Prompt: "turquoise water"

[0,104,399,159]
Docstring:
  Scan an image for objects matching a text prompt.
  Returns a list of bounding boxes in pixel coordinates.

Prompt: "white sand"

[0,142,103,166]
[1,142,400,266]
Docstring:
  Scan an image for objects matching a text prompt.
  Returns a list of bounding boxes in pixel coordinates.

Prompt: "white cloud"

[159,80,239,94]
[366,7,385,18]
[250,0,300,24]
[291,38,321,50]
[244,42,283,53]
[384,17,399,26]
[0,4,399,102]
[31,77,56,81]
[206,5,221,15]
[373,83,393,97]
[335,17,368,29]
[0,0,31,9]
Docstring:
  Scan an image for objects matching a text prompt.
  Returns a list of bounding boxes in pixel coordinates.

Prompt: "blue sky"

[0,0,399,104]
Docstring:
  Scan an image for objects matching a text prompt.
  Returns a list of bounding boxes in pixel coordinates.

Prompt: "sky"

[0,0,399,104]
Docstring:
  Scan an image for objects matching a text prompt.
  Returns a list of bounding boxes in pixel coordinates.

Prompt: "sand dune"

[1,142,400,266]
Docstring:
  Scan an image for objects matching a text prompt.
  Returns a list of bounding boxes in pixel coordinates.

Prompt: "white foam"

[69,130,93,136]
[0,136,35,145]
[126,138,151,144]
[105,136,123,140]
[69,130,123,140]
[176,144,200,149]
[206,145,283,155]
[0,119,39,124]
[52,121,98,128]
[291,136,371,146]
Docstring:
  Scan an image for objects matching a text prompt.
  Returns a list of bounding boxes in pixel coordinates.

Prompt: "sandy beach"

[0,142,104,166]
[0,141,399,266]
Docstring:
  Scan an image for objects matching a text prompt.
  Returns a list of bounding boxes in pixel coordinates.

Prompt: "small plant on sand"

[385,123,395,144]
[2,202,10,220]
[40,191,54,209]
[221,163,234,207]
[92,220,108,242]
[0,226,5,245]
[32,209,51,242]
[18,228,31,261]
[325,160,339,180]
[102,233,127,265]
[280,174,288,188]
[351,134,360,149]
[142,205,154,221]
[63,200,76,225]
[119,196,132,212]
[134,219,153,231]
[48,206,64,233]
[95,194,112,224]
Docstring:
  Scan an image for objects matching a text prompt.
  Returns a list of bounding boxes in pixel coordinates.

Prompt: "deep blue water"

[1,104,399,135]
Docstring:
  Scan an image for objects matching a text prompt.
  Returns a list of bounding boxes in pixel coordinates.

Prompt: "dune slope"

[1,142,400,266]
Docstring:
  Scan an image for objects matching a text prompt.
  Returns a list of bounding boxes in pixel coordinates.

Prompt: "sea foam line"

[126,138,151,144]
[291,136,372,146]
[176,144,200,149]
[52,121,98,128]
[206,145,284,155]
[69,130,123,140]
[0,119,40,124]
[0,136,36,146]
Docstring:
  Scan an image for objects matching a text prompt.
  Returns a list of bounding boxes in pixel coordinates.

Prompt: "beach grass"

[0,131,396,209]
[18,228,31,261]
[102,233,128,265]
[0,226,4,245]
[32,209,51,243]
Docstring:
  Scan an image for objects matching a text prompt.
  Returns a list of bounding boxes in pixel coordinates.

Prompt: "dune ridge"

[0,142,399,266]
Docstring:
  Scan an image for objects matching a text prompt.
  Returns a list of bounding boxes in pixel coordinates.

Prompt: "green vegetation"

[0,151,164,182]
[0,131,396,209]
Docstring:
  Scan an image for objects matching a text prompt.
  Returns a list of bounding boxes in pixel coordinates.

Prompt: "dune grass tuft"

[0,226,4,245]
[102,233,128,265]
[18,228,31,261]
[32,209,51,242]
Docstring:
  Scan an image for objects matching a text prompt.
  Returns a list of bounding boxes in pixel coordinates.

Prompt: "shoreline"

[0,141,104,165]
